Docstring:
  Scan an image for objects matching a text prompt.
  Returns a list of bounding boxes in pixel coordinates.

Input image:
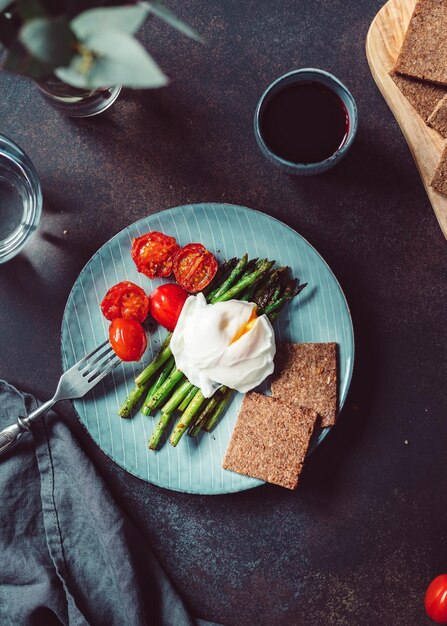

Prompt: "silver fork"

[0,340,120,457]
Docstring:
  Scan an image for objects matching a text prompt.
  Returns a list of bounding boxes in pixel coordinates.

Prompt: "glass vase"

[36,77,122,118]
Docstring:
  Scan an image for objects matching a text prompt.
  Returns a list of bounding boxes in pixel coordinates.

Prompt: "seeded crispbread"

[271,342,337,427]
[430,142,447,195]
[390,71,447,123]
[394,0,447,87]
[428,94,447,137]
[222,392,318,490]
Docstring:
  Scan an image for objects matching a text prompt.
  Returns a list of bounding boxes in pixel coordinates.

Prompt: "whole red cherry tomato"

[149,283,189,331]
[173,243,218,293]
[131,232,179,279]
[109,318,147,362]
[425,575,447,624]
[101,281,149,322]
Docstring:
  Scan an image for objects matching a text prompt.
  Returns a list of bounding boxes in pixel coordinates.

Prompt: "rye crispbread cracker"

[271,342,337,427]
[394,0,447,87]
[428,94,447,137]
[390,71,447,123]
[430,143,447,195]
[222,392,318,490]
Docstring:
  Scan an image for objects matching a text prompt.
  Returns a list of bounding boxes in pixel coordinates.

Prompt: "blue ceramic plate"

[61,203,354,494]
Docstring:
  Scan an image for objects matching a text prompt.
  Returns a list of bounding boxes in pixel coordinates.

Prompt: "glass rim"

[254,68,358,172]
[0,134,42,264]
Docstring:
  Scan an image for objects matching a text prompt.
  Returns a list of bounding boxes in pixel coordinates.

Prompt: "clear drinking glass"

[0,135,42,264]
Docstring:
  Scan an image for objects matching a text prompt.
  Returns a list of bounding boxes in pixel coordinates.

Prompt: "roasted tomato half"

[101,281,149,322]
[173,243,218,293]
[131,232,179,279]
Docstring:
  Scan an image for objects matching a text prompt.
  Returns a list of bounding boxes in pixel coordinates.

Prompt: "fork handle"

[0,422,25,456]
[0,399,56,458]
[23,399,55,426]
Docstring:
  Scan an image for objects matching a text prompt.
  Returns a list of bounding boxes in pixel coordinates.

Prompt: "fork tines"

[67,340,120,385]
[85,351,121,383]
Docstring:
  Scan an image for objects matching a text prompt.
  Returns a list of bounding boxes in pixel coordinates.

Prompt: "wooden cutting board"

[366,0,447,239]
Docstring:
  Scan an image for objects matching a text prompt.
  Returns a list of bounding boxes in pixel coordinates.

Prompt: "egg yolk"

[230,307,258,344]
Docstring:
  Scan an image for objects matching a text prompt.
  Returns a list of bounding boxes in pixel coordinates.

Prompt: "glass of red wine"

[254,68,358,175]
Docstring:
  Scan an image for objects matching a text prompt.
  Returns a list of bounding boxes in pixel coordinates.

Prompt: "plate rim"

[60,202,355,494]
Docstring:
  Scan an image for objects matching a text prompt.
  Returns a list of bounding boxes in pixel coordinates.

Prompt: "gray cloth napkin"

[0,380,212,626]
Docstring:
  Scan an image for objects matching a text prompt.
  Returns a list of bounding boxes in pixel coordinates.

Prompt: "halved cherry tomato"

[425,575,447,624]
[109,318,147,362]
[149,283,189,331]
[131,232,179,279]
[173,243,218,293]
[101,281,149,322]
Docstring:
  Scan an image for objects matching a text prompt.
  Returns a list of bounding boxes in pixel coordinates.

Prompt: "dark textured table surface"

[1,2,447,624]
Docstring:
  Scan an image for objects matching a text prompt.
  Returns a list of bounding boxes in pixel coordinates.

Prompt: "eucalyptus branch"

[0,1,201,89]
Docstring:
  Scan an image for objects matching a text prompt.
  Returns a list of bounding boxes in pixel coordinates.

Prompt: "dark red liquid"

[260,81,349,164]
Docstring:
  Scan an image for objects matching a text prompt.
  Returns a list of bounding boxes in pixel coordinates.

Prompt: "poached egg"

[170,293,276,397]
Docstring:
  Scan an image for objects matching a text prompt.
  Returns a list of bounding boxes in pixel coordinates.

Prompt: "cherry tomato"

[101,281,149,322]
[131,232,179,279]
[425,575,447,624]
[173,243,218,293]
[149,283,189,331]
[109,318,147,362]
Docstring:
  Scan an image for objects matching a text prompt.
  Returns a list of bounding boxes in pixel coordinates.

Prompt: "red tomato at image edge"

[149,283,189,331]
[101,281,149,322]
[109,318,147,362]
[425,575,447,624]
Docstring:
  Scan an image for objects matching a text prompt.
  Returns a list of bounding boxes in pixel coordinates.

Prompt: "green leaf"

[0,0,13,12]
[19,16,76,68]
[55,29,168,89]
[148,1,203,43]
[72,5,150,37]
